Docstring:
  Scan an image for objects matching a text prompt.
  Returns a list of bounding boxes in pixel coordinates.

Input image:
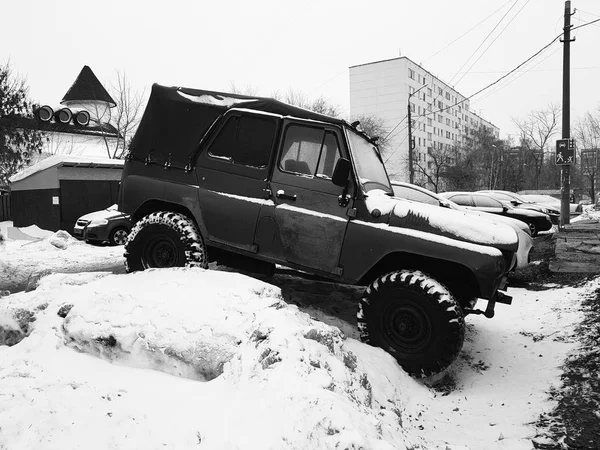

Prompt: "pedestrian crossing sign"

[556,138,575,165]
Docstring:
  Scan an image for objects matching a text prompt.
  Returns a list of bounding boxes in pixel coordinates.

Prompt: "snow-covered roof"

[9,154,124,184]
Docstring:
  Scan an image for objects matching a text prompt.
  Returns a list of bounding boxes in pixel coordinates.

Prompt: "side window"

[449,194,472,206]
[393,186,439,206]
[316,132,340,178]
[473,195,502,208]
[209,116,239,160]
[208,114,276,167]
[280,125,340,178]
[236,115,276,167]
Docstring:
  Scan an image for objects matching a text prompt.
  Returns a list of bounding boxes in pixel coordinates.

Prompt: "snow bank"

[0,231,124,294]
[0,268,433,450]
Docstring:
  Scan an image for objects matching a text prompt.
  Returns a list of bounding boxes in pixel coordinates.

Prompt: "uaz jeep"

[118,84,517,377]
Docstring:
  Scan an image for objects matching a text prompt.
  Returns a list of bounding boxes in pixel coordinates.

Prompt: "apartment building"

[349,56,499,183]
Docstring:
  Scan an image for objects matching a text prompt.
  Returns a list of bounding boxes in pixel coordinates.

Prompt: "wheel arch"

[132,200,202,233]
[358,252,482,305]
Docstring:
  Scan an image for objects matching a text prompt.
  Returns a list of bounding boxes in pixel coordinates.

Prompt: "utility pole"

[560,0,574,228]
[407,84,427,184]
[408,101,414,183]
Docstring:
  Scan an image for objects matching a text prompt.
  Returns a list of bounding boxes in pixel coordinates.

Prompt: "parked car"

[117,83,519,378]
[440,191,553,236]
[73,204,131,245]
[519,194,582,215]
[391,182,533,269]
[478,190,560,224]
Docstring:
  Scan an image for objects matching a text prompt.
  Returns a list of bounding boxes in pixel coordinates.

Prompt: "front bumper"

[73,224,109,242]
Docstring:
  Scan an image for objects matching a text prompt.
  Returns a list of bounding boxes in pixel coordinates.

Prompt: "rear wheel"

[357,270,465,378]
[124,211,208,273]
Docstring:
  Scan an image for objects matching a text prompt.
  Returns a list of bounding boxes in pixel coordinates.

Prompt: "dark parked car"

[440,191,553,236]
[73,204,131,245]
[391,182,533,269]
[118,83,519,377]
[478,190,559,224]
[519,194,582,216]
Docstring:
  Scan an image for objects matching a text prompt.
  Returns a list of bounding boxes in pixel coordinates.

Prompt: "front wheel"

[124,211,208,273]
[109,227,129,246]
[357,270,465,378]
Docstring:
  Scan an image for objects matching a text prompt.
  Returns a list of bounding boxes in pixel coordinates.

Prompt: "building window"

[427,88,432,97]
[408,68,415,80]
[427,118,432,126]
[409,86,415,94]
[427,132,432,140]
[445,92,450,100]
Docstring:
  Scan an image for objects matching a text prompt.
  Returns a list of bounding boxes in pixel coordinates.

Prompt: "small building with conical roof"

[60,65,117,123]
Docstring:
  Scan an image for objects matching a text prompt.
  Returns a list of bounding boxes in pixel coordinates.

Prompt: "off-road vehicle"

[118,84,518,377]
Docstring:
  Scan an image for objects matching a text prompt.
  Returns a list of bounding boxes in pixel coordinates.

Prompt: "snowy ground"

[0,220,598,449]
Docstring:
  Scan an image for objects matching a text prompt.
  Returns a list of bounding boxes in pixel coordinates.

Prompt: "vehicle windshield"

[345,127,393,195]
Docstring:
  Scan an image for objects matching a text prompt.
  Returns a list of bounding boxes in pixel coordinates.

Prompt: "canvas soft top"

[128,84,347,169]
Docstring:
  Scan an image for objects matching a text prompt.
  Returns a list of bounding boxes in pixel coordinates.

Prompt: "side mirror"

[332,158,351,187]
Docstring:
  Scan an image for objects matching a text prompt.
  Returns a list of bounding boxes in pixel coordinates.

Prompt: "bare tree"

[413,143,455,193]
[350,114,391,154]
[512,104,561,189]
[229,81,260,96]
[102,72,146,159]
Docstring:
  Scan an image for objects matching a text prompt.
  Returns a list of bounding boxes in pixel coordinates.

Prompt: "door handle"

[276,189,297,201]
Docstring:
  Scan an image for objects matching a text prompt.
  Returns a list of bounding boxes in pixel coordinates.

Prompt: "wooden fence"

[0,194,11,222]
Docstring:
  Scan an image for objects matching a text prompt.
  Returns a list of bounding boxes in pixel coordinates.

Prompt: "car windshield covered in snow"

[346,127,392,195]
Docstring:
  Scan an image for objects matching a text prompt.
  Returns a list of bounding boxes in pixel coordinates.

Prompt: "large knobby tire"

[124,211,208,273]
[357,270,465,378]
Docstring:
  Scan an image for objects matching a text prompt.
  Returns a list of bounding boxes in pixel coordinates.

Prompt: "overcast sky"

[3,0,599,141]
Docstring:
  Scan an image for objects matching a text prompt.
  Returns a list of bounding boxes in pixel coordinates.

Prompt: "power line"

[382,16,600,164]
[448,0,520,86]
[571,17,600,31]
[473,45,561,104]
[453,0,531,87]
[423,0,515,63]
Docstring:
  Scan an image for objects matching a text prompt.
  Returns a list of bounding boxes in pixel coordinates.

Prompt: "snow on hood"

[366,191,518,251]
[78,206,128,221]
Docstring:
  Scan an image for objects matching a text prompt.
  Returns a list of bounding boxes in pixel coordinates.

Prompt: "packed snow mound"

[0,232,124,294]
[0,268,433,450]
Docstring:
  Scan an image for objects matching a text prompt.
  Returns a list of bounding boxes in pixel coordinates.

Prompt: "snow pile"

[0,268,433,450]
[0,231,124,294]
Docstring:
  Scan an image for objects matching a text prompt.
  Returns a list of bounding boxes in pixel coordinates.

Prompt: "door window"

[280,125,340,178]
[208,114,276,168]
[449,194,472,206]
[393,185,439,206]
[473,195,502,208]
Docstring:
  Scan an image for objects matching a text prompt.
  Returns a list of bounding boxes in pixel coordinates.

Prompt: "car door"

[256,119,352,275]
[195,109,280,252]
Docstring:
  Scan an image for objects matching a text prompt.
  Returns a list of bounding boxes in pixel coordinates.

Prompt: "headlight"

[89,218,109,226]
